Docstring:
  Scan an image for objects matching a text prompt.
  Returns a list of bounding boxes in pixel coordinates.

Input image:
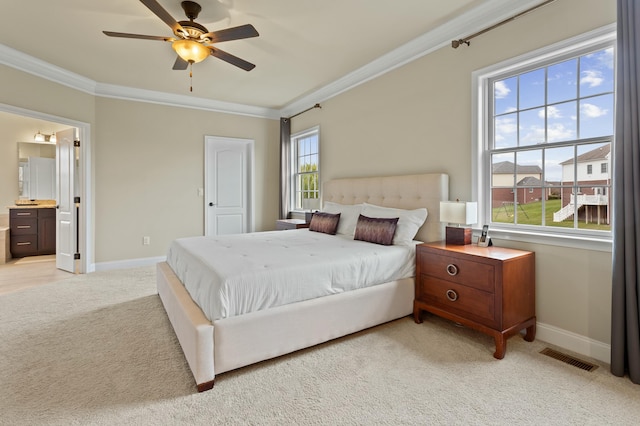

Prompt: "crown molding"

[279,0,551,117]
[0,44,97,95]
[95,83,280,119]
[1,0,549,120]
[0,43,279,119]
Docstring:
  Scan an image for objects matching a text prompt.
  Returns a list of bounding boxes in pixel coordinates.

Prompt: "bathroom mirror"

[18,142,56,200]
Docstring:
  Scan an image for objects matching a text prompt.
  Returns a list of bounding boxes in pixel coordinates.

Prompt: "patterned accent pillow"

[360,203,427,245]
[309,212,341,235]
[354,215,399,246]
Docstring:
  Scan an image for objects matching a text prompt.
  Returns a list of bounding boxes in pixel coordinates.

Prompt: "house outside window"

[473,26,615,247]
[291,127,320,211]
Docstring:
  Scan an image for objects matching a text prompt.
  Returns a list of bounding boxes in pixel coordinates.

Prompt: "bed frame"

[157,173,449,391]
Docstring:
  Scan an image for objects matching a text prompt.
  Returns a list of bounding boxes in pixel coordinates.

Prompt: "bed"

[157,173,449,391]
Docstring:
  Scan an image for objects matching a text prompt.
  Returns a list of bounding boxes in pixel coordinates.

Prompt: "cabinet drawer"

[11,234,38,257]
[418,251,495,293]
[418,275,496,325]
[10,218,37,235]
[10,209,37,219]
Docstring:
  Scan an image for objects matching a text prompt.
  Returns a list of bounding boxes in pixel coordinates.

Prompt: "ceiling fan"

[103,0,259,74]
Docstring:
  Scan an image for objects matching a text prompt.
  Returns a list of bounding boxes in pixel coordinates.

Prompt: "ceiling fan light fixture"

[172,39,209,63]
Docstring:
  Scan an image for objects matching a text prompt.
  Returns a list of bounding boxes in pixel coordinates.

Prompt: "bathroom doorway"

[0,104,92,274]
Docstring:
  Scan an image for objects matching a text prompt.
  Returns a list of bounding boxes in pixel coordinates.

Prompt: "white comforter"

[166,229,417,321]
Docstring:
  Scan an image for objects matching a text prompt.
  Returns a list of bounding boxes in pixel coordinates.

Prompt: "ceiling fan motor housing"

[178,21,208,39]
[177,2,207,39]
[182,1,202,20]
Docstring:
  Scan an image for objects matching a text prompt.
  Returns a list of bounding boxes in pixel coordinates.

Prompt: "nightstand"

[276,219,310,230]
[413,241,536,359]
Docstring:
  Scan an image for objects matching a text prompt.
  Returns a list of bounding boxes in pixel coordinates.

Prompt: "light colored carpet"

[0,266,638,425]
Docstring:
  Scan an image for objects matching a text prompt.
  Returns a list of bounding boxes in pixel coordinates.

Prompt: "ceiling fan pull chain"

[190,62,193,92]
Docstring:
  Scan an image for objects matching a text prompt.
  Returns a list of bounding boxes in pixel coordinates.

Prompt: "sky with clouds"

[492,47,613,182]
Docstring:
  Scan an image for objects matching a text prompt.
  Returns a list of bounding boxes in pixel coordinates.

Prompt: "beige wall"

[291,0,615,348]
[0,64,279,266]
[94,98,279,263]
[0,64,94,224]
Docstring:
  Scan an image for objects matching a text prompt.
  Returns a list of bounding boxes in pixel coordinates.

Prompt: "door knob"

[209,202,215,206]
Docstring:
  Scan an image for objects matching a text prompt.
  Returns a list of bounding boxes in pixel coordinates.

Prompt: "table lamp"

[440,200,478,245]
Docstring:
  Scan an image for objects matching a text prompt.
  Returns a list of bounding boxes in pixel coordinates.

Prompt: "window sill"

[473,227,612,253]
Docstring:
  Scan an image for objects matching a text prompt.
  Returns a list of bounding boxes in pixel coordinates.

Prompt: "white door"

[55,128,76,272]
[205,136,254,236]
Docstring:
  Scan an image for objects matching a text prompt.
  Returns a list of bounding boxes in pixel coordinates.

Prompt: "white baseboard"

[93,256,166,272]
[536,321,611,365]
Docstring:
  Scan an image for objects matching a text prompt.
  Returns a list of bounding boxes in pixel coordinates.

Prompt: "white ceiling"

[0,0,547,117]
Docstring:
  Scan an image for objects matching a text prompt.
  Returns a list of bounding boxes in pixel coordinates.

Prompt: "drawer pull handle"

[446,289,458,302]
[16,212,31,216]
[16,242,32,246]
[446,264,458,276]
[16,225,31,229]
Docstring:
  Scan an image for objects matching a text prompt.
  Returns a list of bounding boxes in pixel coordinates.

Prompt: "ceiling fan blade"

[140,0,186,37]
[201,24,259,44]
[173,56,189,70]
[103,31,174,41]
[209,47,256,71]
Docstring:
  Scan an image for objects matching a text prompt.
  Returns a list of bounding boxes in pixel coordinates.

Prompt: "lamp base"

[445,226,472,245]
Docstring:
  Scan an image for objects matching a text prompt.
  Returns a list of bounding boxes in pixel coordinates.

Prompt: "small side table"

[414,241,536,359]
[276,219,310,230]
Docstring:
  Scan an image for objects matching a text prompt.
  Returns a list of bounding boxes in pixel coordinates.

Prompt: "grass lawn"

[492,199,611,231]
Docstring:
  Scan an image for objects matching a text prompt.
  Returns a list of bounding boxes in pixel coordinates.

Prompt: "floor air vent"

[540,347,598,372]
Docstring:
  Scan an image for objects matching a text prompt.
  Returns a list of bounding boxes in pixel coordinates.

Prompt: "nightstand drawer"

[418,275,496,324]
[418,251,495,293]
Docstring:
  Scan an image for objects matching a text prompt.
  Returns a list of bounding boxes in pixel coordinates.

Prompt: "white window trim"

[471,24,616,253]
[290,125,320,213]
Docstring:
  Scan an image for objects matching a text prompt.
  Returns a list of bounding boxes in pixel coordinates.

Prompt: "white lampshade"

[440,201,478,226]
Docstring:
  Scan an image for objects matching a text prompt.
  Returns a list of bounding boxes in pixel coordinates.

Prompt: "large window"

[474,27,615,246]
[291,127,320,211]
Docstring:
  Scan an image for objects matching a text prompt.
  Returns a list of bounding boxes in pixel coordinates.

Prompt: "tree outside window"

[292,128,319,211]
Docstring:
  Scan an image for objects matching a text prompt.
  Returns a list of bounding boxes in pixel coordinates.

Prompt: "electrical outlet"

[143,236,150,245]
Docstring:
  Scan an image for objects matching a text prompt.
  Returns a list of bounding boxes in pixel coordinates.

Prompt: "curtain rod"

[286,103,321,121]
[451,0,557,48]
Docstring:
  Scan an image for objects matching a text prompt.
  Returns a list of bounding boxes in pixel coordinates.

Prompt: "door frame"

[1,102,92,274]
[204,135,255,236]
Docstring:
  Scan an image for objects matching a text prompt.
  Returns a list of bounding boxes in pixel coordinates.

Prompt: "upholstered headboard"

[322,173,449,243]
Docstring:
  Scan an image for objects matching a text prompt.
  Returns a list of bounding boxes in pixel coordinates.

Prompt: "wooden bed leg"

[197,380,215,392]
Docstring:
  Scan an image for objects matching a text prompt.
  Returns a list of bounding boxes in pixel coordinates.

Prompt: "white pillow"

[322,202,363,236]
[360,203,428,245]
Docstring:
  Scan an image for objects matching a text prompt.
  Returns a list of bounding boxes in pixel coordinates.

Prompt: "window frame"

[472,25,615,252]
[290,126,320,213]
